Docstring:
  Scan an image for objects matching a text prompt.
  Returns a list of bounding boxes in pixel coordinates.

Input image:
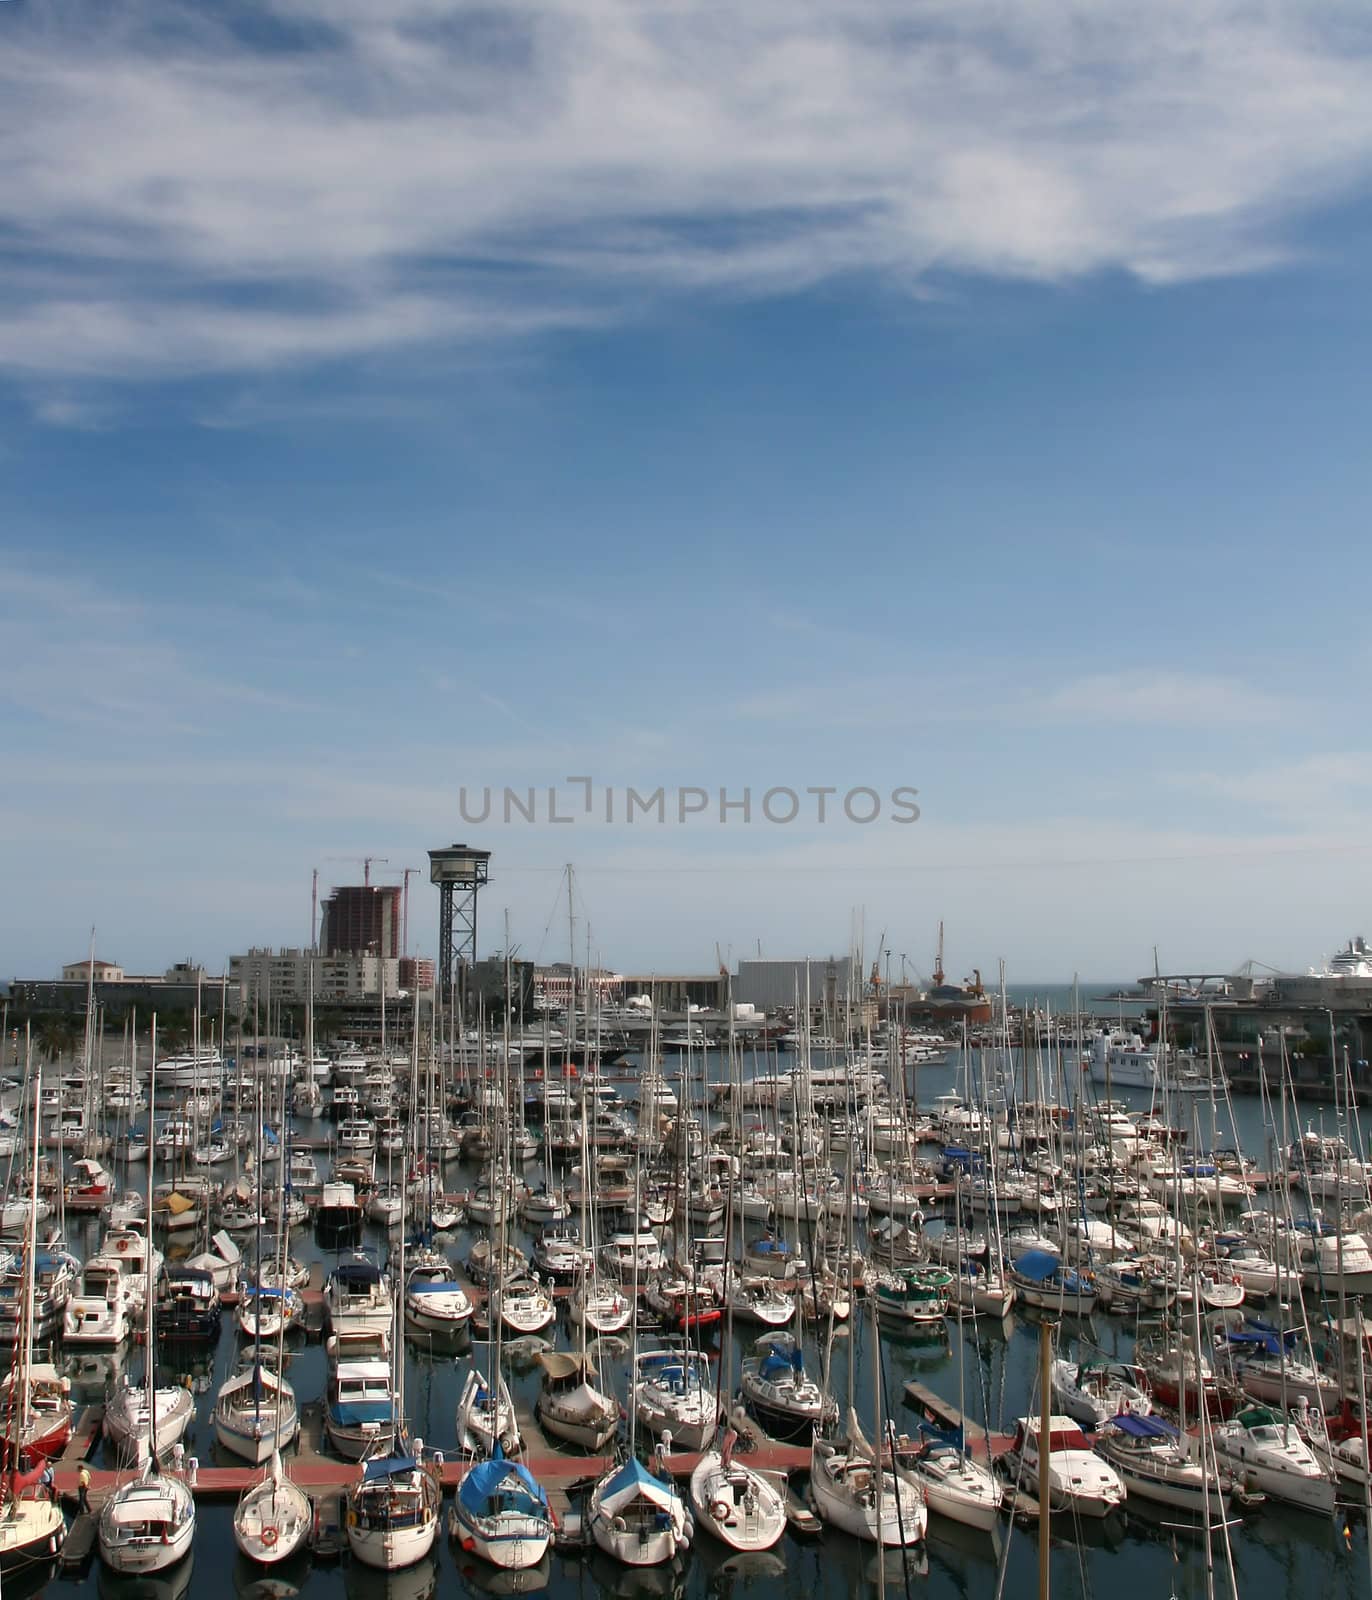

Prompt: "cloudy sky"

[3,0,1370,982]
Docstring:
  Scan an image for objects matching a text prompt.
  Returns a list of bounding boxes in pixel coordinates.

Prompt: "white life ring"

[709,1499,730,1522]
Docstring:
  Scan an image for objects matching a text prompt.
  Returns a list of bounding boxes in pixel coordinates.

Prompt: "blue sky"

[2,0,1371,983]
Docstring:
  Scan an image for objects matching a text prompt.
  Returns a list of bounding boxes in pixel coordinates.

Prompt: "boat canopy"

[597,1456,677,1517]
[457,1453,548,1515]
[538,1351,597,1381]
[362,1452,418,1482]
[333,1259,382,1288]
[1108,1414,1178,1440]
[1011,1249,1061,1282]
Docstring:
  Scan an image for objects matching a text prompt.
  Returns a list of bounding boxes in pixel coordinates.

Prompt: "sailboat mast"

[1037,1318,1052,1600]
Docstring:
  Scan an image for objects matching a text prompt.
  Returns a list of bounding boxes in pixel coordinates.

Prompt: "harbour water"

[16,1046,1372,1600]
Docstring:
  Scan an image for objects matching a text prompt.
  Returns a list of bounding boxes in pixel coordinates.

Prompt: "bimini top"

[332,1259,383,1289]
[1107,1413,1179,1441]
[458,1452,548,1515]
[362,1451,418,1483]
[597,1456,677,1517]
[1010,1250,1061,1282]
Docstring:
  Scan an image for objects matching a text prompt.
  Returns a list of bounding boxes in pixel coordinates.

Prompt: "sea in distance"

[24,1028,1372,1600]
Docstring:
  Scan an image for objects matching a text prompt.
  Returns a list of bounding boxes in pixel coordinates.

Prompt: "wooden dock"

[58,1513,99,1573]
[901,1380,1012,1459]
[47,1400,810,1505]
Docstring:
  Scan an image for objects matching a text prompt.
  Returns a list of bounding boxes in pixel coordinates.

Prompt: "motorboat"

[1210,1405,1336,1514]
[1001,1415,1125,1517]
[1050,1359,1152,1428]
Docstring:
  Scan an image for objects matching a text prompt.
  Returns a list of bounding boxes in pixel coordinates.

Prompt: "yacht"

[233,1448,313,1564]
[213,1359,300,1464]
[632,1345,721,1452]
[688,1445,787,1552]
[739,1332,835,1442]
[1050,1359,1152,1428]
[535,1351,618,1451]
[97,1460,195,1574]
[1002,1415,1125,1517]
[344,1445,441,1570]
[325,1254,394,1339]
[810,1429,928,1546]
[1210,1405,1336,1514]
[62,1256,133,1347]
[325,1358,398,1460]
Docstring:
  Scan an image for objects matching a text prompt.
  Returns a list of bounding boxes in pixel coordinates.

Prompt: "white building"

[229,948,402,1005]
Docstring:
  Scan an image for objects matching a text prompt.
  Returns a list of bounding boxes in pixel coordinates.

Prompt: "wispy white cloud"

[2,2,1372,381]
[1175,750,1372,827]
[1030,669,1287,726]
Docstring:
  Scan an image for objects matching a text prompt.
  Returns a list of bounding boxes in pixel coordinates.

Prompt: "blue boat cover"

[362,1451,417,1481]
[1110,1414,1178,1440]
[1011,1250,1061,1282]
[457,1450,548,1514]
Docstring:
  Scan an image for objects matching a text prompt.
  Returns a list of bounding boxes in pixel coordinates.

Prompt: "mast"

[147,1017,160,1465]
[1037,1317,1052,1600]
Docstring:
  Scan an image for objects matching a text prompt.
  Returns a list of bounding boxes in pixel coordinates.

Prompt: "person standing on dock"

[78,1463,91,1516]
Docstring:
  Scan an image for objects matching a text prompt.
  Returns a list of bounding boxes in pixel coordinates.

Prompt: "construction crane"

[324,855,390,888]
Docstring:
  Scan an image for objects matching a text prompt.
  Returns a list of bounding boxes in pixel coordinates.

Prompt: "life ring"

[709,1499,730,1522]
[347,1509,358,1528]
[261,1525,279,1548]
[116,1239,130,1253]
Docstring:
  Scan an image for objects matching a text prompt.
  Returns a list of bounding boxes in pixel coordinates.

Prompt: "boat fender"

[261,1525,279,1548]
[611,1515,627,1534]
[347,1509,358,1528]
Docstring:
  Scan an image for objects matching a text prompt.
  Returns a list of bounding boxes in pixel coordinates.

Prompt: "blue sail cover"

[362,1452,418,1482]
[1111,1414,1179,1440]
[458,1455,548,1516]
[1011,1250,1061,1282]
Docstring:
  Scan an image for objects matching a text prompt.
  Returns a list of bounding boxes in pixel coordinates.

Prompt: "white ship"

[1086,1032,1208,1093]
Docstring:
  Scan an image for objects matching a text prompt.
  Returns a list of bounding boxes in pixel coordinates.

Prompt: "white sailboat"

[232,1447,312,1564]
[99,1026,197,1576]
[0,1049,67,1573]
[688,1433,786,1552]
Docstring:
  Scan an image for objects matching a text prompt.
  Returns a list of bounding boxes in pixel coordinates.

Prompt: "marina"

[0,976,1370,1600]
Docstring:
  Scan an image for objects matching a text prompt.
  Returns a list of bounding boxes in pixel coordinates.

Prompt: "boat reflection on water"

[65,1348,127,1406]
[452,1550,553,1596]
[497,1336,556,1376]
[97,1554,195,1600]
[232,1577,303,1600]
[585,1545,689,1600]
[880,1321,952,1368]
[693,1543,787,1589]
[341,1551,439,1600]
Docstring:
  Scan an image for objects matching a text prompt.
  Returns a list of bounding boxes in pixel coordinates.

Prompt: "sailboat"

[213,1099,299,1464]
[451,1443,554,1570]
[587,1453,691,1567]
[452,951,555,1574]
[343,1050,441,1573]
[104,1030,193,1469]
[99,1024,197,1575]
[0,1045,67,1572]
[233,1446,312,1563]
